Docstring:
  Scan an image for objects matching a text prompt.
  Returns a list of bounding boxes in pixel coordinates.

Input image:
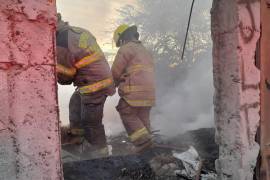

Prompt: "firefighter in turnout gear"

[112,24,156,153]
[56,14,115,156]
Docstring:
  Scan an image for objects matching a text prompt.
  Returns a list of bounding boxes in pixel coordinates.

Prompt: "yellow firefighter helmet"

[113,24,130,45]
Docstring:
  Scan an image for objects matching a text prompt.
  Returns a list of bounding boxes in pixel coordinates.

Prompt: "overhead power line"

[181,0,196,60]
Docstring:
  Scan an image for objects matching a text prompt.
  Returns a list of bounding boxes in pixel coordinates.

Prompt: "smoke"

[57,56,214,138]
[57,85,74,126]
[103,95,125,136]
[58,56,214,138]
[151,53,214,137]
[58,86,125,136]
[101,50,215,138]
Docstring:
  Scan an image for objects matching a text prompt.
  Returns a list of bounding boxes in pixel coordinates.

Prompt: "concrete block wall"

[0,1,62,179]
[211,0,260,179]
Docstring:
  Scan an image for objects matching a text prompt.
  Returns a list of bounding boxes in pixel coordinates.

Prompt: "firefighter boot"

[82,125,109,159]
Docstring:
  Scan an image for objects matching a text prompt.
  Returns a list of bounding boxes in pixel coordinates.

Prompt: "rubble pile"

[109,128,218,172]
[166,128,218,171]
[63,128,218,179]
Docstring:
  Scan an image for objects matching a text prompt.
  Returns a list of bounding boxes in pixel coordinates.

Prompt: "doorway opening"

[57,0,216,179]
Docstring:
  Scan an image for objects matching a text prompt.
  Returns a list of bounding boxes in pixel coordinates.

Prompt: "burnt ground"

[64,155,155,180]
[167,128,218,171]
[63,128,218,180]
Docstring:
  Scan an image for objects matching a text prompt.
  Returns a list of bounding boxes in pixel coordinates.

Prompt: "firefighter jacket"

[112,41,155,107]
[56,22,115,96]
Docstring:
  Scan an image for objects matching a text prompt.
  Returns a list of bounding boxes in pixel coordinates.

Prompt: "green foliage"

[118,0,212,68]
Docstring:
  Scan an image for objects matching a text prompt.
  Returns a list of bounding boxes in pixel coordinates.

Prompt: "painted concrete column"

[260,0,270,179]
[211,0,260,179]
[0,1,62,179]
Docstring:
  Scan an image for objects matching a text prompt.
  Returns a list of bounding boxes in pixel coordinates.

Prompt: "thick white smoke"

[58,86,125,136]
[151,55,214,137]
[103,95,125,136]
[58,85,74,126]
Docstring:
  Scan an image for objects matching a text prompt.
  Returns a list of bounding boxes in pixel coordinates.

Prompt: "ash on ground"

[63,128,218,180]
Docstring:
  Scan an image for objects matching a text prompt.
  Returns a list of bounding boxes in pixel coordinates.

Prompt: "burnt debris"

[63,128,218,180]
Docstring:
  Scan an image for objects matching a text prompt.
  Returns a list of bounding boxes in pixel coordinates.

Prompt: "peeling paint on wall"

[211,0,260,179]
[0,1,62,179]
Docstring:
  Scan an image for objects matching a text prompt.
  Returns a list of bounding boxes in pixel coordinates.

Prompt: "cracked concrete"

[0,1,62,180]
[211,0,260,179]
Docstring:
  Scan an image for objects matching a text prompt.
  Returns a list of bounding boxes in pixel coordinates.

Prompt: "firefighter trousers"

[116,98,152,149]
[69,90,107,148]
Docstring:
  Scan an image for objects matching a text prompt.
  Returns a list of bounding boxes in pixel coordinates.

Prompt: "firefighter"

[112,24,156,153]
[56,14,115,156]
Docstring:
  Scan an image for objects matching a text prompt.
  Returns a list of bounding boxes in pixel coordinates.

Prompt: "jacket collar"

[57,20,70,34]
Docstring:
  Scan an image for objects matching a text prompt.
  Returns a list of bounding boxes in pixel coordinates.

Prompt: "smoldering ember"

[0,1,269,180]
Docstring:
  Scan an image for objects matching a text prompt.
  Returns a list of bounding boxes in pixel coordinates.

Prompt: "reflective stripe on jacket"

[112,41,155,107]
[56,24,115,95]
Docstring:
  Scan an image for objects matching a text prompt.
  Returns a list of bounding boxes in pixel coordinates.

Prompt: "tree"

[118,0,211,63]
[118,0,212,90]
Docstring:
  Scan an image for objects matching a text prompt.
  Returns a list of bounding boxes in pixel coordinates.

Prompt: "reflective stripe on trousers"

[129,127,150,142]
[124,98,155,107]
[116,98,152,146]
[69,91,107,147]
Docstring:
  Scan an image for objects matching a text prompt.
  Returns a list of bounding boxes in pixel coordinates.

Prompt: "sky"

[56,0,137,58]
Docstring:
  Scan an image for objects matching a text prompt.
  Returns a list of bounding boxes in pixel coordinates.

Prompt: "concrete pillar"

[260,0,270,179]
[211,0,260,179]
[0,1,62,179]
